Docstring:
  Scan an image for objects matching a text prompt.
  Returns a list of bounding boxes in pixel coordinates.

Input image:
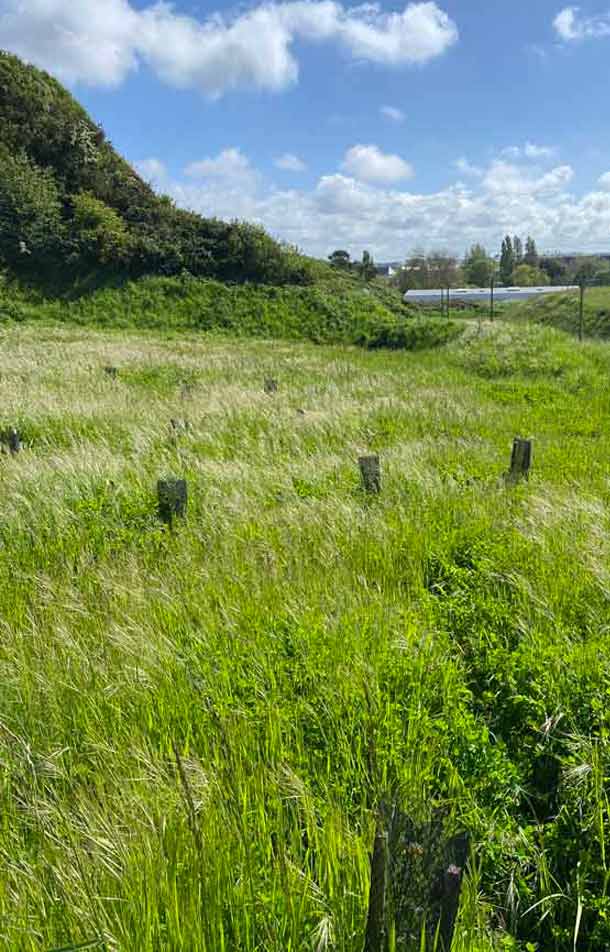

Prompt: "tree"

[524,236,539,267]
[512,263,549,287]
[328,249,351,270]
[72,191,131,265]
[403,249,430,289]
[572,256,599,287]
[499,235,515,285]
[539,256,567,285]
[513,236,523,265]
[0,145,65,268]
[463,244,494,287]
[358,250,376,282]
[428,251,461,288]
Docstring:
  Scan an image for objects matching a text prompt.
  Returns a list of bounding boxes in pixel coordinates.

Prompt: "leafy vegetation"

[0,50,311,286]
[1,317,610,950]
[508,286,610,338]
[0,267,446,349]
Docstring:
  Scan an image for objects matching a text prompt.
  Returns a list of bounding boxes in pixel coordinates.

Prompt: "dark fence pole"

[364,817,387,952]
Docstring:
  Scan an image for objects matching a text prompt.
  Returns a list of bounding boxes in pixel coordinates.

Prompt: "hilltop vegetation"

[0,50,310,287]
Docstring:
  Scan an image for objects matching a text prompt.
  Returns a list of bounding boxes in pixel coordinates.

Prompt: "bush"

[355,316,463,350]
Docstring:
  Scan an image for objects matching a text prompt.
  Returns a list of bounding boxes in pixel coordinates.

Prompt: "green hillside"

[509,286,610,338]
[0,50,311,287]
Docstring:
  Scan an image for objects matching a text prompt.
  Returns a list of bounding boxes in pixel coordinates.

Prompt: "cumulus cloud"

[502,142,556,160]
[454,157,482,177]
[381,105,405,122]
[274,153,307,171]
[185,148,253,180]
[553,6,610,41]
[0,0,458,95]
[342,144,414,184]
[134,147,610,260]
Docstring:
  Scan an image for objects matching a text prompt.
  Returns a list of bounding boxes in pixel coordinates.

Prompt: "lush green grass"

[0,268,425,344]
[508,286,610,338]
[1,318,610,951]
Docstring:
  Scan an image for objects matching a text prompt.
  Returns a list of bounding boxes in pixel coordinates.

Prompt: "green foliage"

[500,236,515,285]
[354,316,463,350]
[329,249,351,269]
[358,249,377,282]
[463,244,494,287]
[71,191,131,265]
[0,144,65,267]
[523,235,539,268]
[0,50,310,287]
[508,286,610,338]
[512,263,549,287]
[0,267,427,348]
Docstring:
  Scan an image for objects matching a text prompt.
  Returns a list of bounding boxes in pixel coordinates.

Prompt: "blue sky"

[3,0,610,259]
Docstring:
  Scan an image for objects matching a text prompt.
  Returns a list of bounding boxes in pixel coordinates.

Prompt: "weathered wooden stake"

[507,437,532,484]
[157,478,188,527]
[8,428,21,455]
[104,365,118,379]
[264,378,278,394]
[359,455,381,494]
[438,862,465,951]
[364,818,387,952]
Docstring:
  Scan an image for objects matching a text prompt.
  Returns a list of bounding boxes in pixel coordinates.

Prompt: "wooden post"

[439,288,445,317]
[507,438,532,484]
[364,819,387,952]
[438,863,465,951]
[359,455,381,494]
[104,365,118,379]
[157,478,188,527]
[490,274,495,322]
[446,285,450,317]
[578,283,585,341]
[264,378,278,394]
[8,428,21,455]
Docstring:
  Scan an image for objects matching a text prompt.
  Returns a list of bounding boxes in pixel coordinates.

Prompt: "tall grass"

[1,320,610,950]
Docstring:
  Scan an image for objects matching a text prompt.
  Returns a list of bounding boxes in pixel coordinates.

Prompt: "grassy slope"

[0,267,466,350]
[2,318,610,950]
[509,286,610,337]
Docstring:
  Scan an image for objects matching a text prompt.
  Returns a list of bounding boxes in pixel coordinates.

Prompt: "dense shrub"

[0,50,311,287]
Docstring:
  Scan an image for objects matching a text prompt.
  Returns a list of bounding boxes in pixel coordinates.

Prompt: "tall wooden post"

[578,283,585,341]
[490,274,495,322]
[364,819,387,952]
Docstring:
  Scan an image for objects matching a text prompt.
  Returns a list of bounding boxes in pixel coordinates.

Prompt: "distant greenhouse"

[404,286,579,304]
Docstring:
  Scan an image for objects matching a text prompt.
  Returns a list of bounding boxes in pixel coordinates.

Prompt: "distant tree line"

[361,235,610,292]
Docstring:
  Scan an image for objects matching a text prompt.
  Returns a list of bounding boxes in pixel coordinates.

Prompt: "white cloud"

[0,0,139,87]
[0,0,458,95]
[134,157,167,185]
[185,148,253,181]
[381,105,405,122]
[598,171,610,191]
[483,160,573,197]
[553,6,610,41]
[454,157,482,177]
[342,144,414,184]
[146,150,610,261]
[502,142,556,160]
[274,153,307,171]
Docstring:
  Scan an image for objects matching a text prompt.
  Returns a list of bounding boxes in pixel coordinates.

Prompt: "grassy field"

[509,286,610,338]
[2,317,610,951]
